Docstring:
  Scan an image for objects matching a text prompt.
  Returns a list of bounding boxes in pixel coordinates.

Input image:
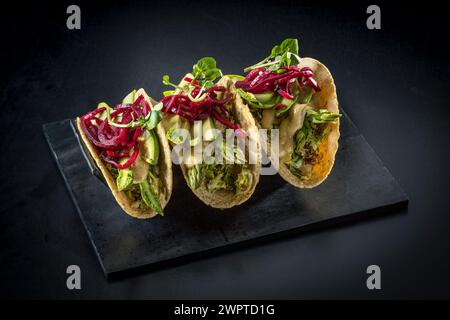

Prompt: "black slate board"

[43,110,408,278]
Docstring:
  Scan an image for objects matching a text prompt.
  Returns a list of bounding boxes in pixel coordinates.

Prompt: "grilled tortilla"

[76,89,173,219]
[174,76,261,208]
[277,58,340,188]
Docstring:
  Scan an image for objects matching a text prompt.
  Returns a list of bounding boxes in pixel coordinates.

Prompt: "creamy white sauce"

[279,104,311,160]
[132,138,149,183]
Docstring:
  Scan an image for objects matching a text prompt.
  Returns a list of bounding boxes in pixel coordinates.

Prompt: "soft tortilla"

[278,57,340,188]
[179,76,261,209]
[76,89,173,219]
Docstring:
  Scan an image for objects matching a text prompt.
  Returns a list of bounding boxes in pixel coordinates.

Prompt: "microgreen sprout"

[243,38,302,72]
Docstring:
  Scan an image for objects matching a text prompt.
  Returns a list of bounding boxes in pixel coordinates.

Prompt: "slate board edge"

[43,122,109,277]
[42,115,409,279]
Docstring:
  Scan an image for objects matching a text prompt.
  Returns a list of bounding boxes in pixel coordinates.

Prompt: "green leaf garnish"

[162,75,180,90]
[193,57,222,80]
[163,90,175,97]
[271,38,299,57]
[243,38,301,72]
[162,57,223,101]
[192,57,222,88]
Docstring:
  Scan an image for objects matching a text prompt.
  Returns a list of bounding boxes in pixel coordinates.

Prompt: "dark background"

[0,0,449,299]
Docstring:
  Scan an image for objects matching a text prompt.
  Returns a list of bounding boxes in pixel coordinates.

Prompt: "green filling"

[139,179,163,215]
[119,164,163,214]
[285,109,340,179]
[117,167,133,191]
[114,128,163,215]
[186,142,252,194]
[237,89,281,109]
[187,163,252,193]
[96,89,165,216]
[238,79,315,130]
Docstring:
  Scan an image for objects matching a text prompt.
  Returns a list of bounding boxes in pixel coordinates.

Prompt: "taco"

[76,88,173,218]
[160,57,261,208]
[235,38,340,188]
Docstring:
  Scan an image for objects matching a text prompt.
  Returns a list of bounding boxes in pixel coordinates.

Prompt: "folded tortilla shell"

[179,76,261,209]
[76,89,173,219]
[278,57,340,188]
